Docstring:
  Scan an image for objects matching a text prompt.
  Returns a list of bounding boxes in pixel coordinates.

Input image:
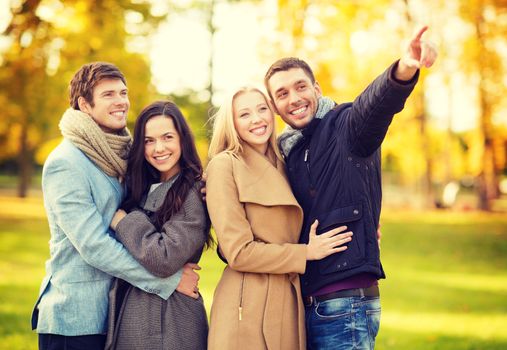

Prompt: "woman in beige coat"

[206,87,354,350]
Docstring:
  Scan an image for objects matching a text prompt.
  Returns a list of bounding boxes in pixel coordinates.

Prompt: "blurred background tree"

[0,0,506,211]
[273,0,507,211]
[0,0,163,197]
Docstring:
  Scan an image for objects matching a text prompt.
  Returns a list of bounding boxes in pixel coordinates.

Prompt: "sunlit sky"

[2,0,505,132]
[149,0,277,104]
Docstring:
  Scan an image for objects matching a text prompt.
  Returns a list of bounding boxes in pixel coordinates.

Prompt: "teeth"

[251,126,266,136]
[111,111,125,117]
[291,106,306,115]
[155,155,170,160]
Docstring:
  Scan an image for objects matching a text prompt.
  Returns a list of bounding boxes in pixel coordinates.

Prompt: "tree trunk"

[475,3,499,211]
[17,122,32,198]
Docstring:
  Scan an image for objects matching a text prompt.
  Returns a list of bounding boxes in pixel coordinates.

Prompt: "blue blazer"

[32,139,181,335]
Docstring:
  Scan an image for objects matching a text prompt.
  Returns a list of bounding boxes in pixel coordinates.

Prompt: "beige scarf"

[59,108,132,178]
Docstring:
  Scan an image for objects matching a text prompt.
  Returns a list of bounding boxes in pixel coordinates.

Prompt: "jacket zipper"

[238,273,245,321]
[304,148,316,197]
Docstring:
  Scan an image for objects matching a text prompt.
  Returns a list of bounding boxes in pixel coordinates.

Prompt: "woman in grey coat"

[105,101,212,350]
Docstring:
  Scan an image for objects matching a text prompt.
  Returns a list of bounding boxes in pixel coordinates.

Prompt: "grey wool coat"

[105,180,208,350]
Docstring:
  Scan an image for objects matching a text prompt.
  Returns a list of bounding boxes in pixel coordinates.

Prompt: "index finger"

[412,25,428,42]
[320,225,348,237]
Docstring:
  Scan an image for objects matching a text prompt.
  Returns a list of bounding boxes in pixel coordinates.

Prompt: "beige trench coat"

[206,144,307,350]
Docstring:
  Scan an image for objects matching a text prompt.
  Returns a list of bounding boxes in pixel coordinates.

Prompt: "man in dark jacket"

[264,26,437,349]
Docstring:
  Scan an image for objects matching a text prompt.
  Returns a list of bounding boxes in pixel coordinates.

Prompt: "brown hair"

[264,57,315,100]
[69,62,126,110]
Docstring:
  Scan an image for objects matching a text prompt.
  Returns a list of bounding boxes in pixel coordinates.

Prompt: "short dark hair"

[69,62,126,110]
[264,57,316,99]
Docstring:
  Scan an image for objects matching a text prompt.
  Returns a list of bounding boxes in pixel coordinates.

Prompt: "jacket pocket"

[316,202,365,275]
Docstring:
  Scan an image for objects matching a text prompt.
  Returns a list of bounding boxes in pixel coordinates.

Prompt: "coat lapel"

[234,144,300,208]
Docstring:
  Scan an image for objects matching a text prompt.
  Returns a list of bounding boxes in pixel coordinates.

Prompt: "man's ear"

[314,81,322,98]
[77,96,90,113]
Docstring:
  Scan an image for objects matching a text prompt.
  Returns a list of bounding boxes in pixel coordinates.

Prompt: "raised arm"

[346,26,437,157]
[43,157,181,300]
[112,187,207,278]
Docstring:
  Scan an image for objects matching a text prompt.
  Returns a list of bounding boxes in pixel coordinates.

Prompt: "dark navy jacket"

[284,61,418,296]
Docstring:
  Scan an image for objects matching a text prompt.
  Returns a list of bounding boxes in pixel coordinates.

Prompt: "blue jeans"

[305,296,381,349]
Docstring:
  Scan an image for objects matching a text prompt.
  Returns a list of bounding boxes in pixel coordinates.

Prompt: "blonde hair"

[208,86,283,161]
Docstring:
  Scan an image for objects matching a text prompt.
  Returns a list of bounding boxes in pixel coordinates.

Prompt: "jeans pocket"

[314,298,352,319]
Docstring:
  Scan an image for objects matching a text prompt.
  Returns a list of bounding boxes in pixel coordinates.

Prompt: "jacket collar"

[302,116,321,138]
[142,174,179,212]
[233,143,301,209]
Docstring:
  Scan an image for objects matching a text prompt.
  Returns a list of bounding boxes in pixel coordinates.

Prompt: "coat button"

[348,157,352,161]
[337,264,341,268]
[353,209,359,215]
[343,262,348,266]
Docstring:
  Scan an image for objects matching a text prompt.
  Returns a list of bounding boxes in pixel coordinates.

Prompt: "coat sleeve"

[344,60,419,157]
[206,154,307,274]
[42,156,181,300]
[114,188,207,278]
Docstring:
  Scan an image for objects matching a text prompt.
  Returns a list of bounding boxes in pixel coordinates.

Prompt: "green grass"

[377,210,507,349]
[1,198,506,349]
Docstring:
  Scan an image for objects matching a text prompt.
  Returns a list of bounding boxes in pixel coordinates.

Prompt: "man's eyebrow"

[99,88,128,96]
[274,87,286,95]
[274,79,307,95]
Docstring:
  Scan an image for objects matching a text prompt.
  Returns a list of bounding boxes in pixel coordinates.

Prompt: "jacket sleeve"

[43,156,181,300]
[345,60,419,157]
[206,154,307,274]
[114,188,207,278]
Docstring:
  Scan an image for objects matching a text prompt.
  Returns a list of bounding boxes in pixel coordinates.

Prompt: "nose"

[251,113,262,124]
[154,140,165,153]
[288,89,301,105]
[114,93,129,106]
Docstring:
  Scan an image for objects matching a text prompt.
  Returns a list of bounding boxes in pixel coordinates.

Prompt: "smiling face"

[267,67,322,130]
[232,90,274,154]
[144,115,181,182]
[79,78,130,133]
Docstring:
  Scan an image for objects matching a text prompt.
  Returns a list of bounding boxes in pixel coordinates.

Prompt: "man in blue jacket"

[31,62,199,350]
[264,27,437,349]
